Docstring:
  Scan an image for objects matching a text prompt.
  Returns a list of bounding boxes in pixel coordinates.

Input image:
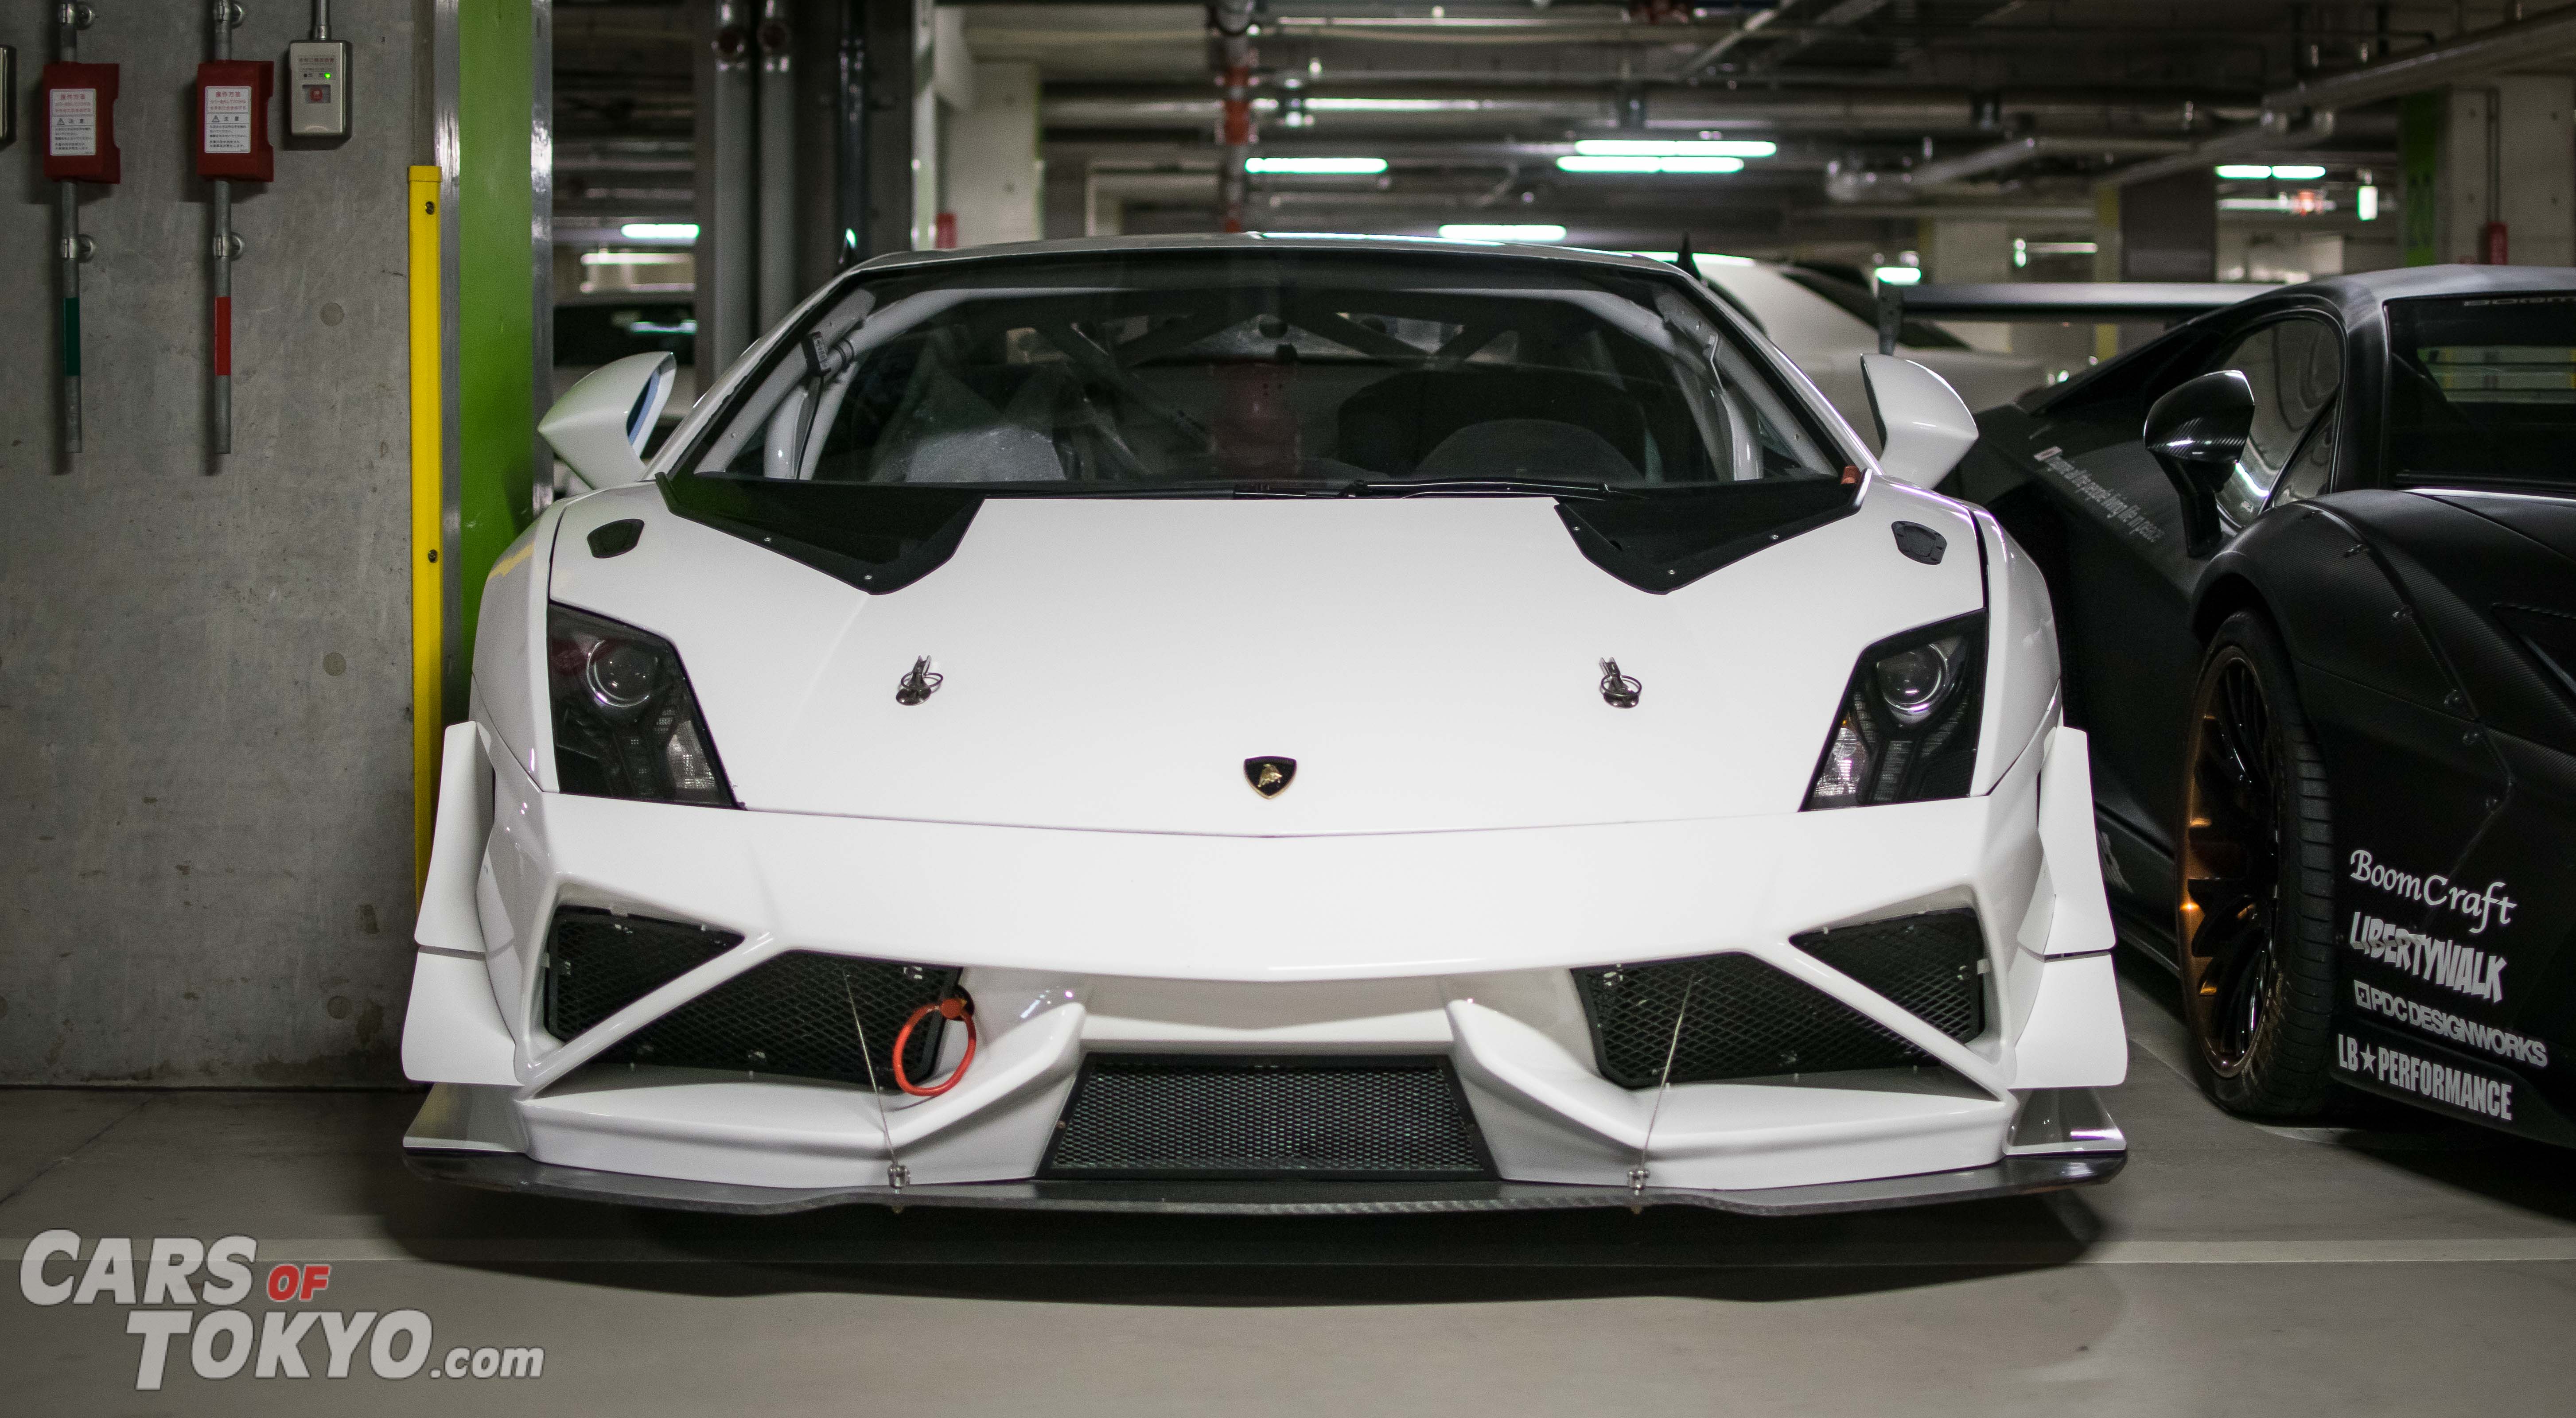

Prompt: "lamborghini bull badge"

[1244,757,1296,798]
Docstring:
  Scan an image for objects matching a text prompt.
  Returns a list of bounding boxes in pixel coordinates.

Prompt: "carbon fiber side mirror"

[2144,369,2255,557]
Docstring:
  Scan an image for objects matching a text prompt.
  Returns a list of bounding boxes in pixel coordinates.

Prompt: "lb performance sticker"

[2337,1033,2516,1123]
[2351,978,2549,1070]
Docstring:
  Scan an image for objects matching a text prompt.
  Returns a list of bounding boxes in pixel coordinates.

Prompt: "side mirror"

[2141,369,2254,557]
[1860,353,1978,489]
[538,351,679,490]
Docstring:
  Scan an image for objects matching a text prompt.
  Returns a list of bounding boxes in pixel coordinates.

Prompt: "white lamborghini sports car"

[401,235,2129,1215]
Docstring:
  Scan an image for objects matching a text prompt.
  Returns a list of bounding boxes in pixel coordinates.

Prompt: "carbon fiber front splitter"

[403,1147,2124,1218]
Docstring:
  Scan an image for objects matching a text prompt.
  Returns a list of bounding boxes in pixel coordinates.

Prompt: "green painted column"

[2401,91,2443,267]
[455,0,537,652]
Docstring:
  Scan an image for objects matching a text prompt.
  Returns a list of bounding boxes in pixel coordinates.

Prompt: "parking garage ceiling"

[556,1,2576,253]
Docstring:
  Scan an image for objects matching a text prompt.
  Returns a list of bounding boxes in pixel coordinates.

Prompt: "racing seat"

[1335,367,1646,474]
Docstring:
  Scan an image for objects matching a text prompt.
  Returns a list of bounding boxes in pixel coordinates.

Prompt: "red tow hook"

[891,995,978,1097]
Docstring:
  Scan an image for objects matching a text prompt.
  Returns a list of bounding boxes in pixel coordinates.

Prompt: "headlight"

[547,604,735,806]
[1803,613,1985,810]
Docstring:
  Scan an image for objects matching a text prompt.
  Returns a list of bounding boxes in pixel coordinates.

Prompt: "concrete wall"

[0,0,420,1082]
[942,62,1041,248]
[2433,78,2576,266]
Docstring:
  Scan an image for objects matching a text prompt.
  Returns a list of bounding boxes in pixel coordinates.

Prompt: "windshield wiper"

[983,478,1655,500]
[1348,478,1651,501]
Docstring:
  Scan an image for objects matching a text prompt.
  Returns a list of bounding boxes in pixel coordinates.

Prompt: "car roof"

[852,233,1699,283]
[2277,264,2576,318]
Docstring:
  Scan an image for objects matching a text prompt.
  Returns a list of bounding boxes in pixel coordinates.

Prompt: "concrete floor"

[8,957,2576,1417]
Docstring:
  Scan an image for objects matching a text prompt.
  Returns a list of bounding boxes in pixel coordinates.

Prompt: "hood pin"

[1599,659,1642,708]
[895,656,943,705]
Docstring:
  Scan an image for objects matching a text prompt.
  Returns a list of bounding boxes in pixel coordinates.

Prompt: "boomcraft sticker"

[2346,849,2518,935]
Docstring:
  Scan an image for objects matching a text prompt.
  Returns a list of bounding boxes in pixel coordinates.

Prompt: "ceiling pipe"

[2094,6,2576,190]
[1675,4,1784,79]
[2262,3,2576,114]
[1044,89,2248,134]
[1743,0,1891,76]
[2102,109,2337,188]
[1827,134,2191,201]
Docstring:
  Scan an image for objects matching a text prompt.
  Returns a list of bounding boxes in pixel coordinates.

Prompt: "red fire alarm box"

[196,60,274,182]
[40,62,121,184]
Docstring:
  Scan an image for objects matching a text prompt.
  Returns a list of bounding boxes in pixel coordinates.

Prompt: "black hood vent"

[657,474,982,594]
[1556,480,1858,593]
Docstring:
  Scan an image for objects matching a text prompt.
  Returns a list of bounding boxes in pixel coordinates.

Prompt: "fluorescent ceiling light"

[2214,164,2328,182]
[1304,97,1483,112]
[1575,138,1777,159]
[1874,266,1923,286]
[1556,155,1742,175]
[581,251,695,265]
[1245,156,1387,174]
[2218,195,2337,212]
[1438,223,1568,242]
[619,221,700,241]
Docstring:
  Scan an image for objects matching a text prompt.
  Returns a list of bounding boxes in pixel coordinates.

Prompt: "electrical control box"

[285,39,350,138]
[196,60,275,182]
[39,62,121,183]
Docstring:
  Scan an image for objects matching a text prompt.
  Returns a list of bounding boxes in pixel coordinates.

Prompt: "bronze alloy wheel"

[2175,612,2338,1115]
[2179,647,2283,1076]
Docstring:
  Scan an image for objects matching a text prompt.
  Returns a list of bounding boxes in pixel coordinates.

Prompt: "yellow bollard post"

[409,165,444,899]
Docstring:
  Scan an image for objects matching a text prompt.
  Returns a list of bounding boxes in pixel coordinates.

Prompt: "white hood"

[545,484,1988,835]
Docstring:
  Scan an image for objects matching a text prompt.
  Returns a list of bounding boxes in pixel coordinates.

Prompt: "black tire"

[2175,610,2340,1116]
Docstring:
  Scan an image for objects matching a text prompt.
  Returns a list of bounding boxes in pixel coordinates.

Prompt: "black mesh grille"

[1794,909,1986,1045]
[542,908,739,1043]
[1041,1055,1494,1181]
[594,949,958,1090]
[1572,910,1988,1088]
[1574,954,1931,1086]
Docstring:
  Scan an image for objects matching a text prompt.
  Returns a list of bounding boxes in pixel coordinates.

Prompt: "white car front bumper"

[401,715,2129,1214]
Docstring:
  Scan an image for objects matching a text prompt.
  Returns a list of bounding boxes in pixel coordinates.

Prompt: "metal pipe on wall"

[710,0,756,375]
[1211,0,1256,233]
[211,0,237,458]
[56,0,90,458]
[756,0,796,325]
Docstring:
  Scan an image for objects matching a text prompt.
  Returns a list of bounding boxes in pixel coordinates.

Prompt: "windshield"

[2387,292,2576,493]
[678,252,1848,492]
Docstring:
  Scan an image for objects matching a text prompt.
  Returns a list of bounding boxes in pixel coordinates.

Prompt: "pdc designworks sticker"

[2337,1034,2516,1122]
[16,1232,545,1391]
[2351,979,2549,1069]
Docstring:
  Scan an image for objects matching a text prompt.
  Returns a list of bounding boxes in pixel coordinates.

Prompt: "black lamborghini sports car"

[1948,266,2576,1140]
